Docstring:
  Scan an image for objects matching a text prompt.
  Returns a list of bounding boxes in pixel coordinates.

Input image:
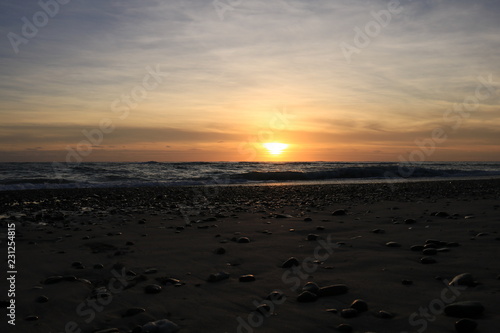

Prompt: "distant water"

[1,161,500,191]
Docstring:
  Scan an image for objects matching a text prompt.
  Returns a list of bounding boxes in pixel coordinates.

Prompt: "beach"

[1,179,500,333]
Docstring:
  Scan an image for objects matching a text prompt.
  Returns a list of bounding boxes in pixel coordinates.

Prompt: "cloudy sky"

[1,0,499,162]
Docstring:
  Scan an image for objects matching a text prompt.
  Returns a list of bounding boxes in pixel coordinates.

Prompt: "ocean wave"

[230,166,500,181]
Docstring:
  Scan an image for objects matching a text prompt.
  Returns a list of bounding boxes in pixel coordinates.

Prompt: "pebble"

[35,295,49,303]
[455,318,478,333]
[282,257,300,268]
[433,211,450,217]
[317,284,349,297]
[266,290,285,301]
[214,247,226,255]
[43,276,64,284]
[449,273,477,287]
[144,284,162,294]
[332,209,347,216]
[91,287,112,299]
[25,315,39,321]
[239,274,256,282]
[372,229,385,234]
[377,310,395,319]
[304,217,313,222]
[420,257,437,264]
[340,308,358,318]
[386,241,401,248]
[94,264,104,269]
[140,319,179,333]
[297,291,318,302]
[207,271,230,282]
[336,324,353,332]
[350,299,368,312]
[404,218,417,224]
[71,261,85,269]
[306,234,319,241]
[144,268,158,274]
[236,237,250,243]
[302,282,320,294]
[423,248,437,255]
[337,324,354,333]
[444,301,484,318]
[255,304,271,315]
[123,307,146,317]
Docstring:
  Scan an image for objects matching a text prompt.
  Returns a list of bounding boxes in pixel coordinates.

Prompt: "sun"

[263,142,289,155]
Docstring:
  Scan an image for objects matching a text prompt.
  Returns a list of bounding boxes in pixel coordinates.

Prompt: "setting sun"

[263,142,289,155]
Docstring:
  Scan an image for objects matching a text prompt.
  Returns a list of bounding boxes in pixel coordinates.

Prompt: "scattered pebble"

[340,308,358,318]
[350,299,368,312]
[423,248,437,255]
[236,237,250,243]
[336,323,353,332]
[449,273,478,287]
[306,234,319,241]
[123,307,146,317]
[140,319,179,333]
[207,272,230,282]
[144,284,162,294]
[214,247,226,255]
[386,241,401,248]
[332,209,346,216]
[377,310,395,319]
[239,274,256,282]
[297,291,317,302]
[302,282,320,294]
[317,284,349,297]
[444,301,484,318]
[455,318,478,333]
[35,295,49,303]
[282,257,300,268]
[420,257,437,264]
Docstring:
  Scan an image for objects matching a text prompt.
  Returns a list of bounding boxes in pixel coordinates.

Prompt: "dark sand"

[1,179,500,333]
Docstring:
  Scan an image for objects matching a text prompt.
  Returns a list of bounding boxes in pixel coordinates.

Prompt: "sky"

[1,0,499,162]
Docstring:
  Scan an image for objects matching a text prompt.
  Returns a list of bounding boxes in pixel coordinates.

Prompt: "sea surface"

[1,161,500,191]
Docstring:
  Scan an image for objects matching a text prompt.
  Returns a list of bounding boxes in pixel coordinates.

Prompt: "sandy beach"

[1,179,500,333]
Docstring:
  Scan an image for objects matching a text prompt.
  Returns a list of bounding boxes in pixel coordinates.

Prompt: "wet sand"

[1,179,500,333]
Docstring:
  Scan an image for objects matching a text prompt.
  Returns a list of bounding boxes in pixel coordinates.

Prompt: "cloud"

[0,0,499,161]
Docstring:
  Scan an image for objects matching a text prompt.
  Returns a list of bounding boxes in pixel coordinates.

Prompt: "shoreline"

[1,179,499,332]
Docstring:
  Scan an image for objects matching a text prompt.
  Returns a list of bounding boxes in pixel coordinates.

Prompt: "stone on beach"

[349,299,368,312]
[207,271,230,282]
[455,318,478,333]
[420,257,437,264]
[140,319,179,333]
[340,308,358,318]
[282,257,300,268]
[316,284,349,297]
[332,209,347,216]
[302,282,320,294]
[297,291,318,302]
[239,274,256,282]
[444,301,484,318]
[449,273,477,287]
[144,284,162,294]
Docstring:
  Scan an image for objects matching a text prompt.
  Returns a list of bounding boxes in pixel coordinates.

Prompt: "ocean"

[1,161,500,191]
